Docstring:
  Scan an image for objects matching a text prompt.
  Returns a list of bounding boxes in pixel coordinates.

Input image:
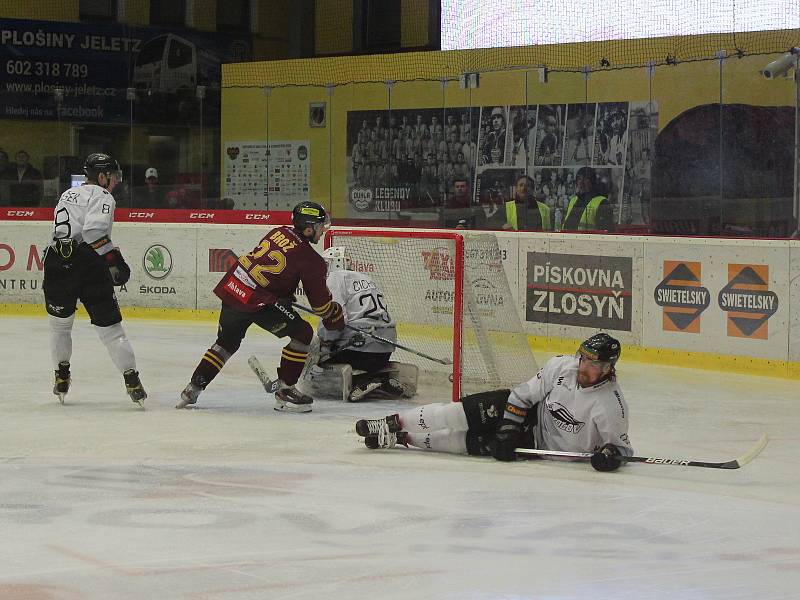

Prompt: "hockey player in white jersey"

[42,153,147,407]
[354,333,632,472]
[303,246,417,402]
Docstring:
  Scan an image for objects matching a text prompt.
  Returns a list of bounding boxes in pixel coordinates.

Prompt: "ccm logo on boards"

[6,210,34,217]
[245,213,270,220]
[190,213,215,219]
[128,212,155,218]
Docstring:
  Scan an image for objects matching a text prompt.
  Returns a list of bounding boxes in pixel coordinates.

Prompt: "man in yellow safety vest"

[562,167,614,232]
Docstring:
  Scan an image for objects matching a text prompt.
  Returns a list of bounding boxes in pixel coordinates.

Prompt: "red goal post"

[324,228,538,401]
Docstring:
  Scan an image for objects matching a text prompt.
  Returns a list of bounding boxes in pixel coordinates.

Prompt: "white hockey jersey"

[317,269,397,354]
[505,355,633,456]
[51,184,116,254]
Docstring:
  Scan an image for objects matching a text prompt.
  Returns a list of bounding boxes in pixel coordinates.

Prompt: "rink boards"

[2,221,800,377]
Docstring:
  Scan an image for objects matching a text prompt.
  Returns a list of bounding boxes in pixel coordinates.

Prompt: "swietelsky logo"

[718,264,778,339]
[143,244,172,280]
[654,261,710,333]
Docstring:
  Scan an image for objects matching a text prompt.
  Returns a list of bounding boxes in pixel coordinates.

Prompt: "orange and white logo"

[717,264,778,339]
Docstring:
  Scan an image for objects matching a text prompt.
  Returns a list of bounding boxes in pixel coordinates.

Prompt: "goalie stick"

[291,302,452,365]
[248,355,280,394]
[515,433,769,470]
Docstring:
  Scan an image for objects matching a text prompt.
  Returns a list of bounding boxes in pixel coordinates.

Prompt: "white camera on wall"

[761,49,800,79]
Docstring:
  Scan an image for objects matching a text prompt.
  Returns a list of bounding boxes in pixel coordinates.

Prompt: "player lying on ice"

[299,246,418,402]
[355,332,633,472]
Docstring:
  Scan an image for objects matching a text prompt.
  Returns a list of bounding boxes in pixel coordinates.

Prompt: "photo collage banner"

[345,101,658,228]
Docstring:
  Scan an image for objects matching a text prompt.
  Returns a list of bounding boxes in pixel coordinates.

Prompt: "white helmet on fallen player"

[322,246,347,272]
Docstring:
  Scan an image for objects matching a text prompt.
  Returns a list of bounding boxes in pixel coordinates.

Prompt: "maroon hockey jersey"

[214,226,332,314]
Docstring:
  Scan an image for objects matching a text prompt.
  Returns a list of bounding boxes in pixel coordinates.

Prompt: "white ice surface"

[0,315,798,600]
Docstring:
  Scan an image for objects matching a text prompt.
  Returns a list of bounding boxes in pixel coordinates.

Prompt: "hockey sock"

[94,322,136,373]
[398,402,469,433]
[49,314,75,368]
[406,430,468,454]
[277,339,309,386]
[191,343,232,388]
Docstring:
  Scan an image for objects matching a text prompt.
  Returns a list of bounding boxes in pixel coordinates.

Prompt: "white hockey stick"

[248,356,280,394]
[515,433,769,470]
[291,302,452,365]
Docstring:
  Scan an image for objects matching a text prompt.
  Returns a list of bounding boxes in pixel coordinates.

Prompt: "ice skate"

[176,382,202,409]
[274,383,313,413]
[53,361,71,404]
[364,430,409,450]
[347,381,381,402]
[123,369,147,408]
[377,377,409,398]
[355,413,401,437]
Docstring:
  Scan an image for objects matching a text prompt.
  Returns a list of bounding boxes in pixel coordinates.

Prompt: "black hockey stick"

[515,433,769,470]
[291,302,452,365]
[248,355,280,394]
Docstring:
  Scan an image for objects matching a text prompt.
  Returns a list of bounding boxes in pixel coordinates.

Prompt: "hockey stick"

[248,355,280,394]
[291,302,452,365]
[515,433,769,470]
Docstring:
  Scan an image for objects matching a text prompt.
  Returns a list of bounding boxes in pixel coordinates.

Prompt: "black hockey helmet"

[578,332,621,365]
[84,152,122,182]
[292,201,330,236]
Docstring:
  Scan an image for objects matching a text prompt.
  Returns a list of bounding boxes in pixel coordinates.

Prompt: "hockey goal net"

[325,229,538,401]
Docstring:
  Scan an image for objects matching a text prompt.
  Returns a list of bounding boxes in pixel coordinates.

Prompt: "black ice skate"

[379,377,408,397]
[176,382,202,409]
[123,369,147,408]
[364,430,409,450]
[274,383,313,413]
[53,361,71,404]
[355,413,402,437]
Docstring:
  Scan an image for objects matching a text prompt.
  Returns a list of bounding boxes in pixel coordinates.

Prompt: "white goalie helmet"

[322,246,348,272]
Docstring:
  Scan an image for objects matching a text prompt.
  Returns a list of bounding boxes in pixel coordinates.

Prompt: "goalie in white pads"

[354,333,633,472]
[302,246,418,402]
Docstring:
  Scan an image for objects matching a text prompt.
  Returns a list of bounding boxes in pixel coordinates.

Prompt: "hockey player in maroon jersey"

[177,201,345,412]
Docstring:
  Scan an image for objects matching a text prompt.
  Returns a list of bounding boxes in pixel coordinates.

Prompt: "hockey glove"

[492,419,523,462]
[591,443,622,472]
[322,301,345,331]
[105,248,131,286]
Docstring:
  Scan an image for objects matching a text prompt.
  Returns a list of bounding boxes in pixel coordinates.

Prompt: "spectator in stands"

[441,177,475,229]
[134,167,165,208]
[11,150,43,206]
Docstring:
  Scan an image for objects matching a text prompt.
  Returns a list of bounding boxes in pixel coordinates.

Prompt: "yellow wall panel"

[0,0,78,21]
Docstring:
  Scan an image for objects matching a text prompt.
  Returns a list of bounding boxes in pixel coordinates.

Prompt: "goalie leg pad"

[300,362,353,401]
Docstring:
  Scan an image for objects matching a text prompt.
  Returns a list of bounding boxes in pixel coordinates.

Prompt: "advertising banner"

[642,239,789,359]
[0,18,249,124]
[525,251,633,331]
[344,101,657,227]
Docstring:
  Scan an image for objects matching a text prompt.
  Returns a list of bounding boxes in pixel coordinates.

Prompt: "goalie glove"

[104,248,131,286]
[591,443,622,472]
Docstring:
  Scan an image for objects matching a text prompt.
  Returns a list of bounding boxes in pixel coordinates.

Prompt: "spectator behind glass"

[441,177,476,229]
[133,167,165,208]
[12,150,43,206]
